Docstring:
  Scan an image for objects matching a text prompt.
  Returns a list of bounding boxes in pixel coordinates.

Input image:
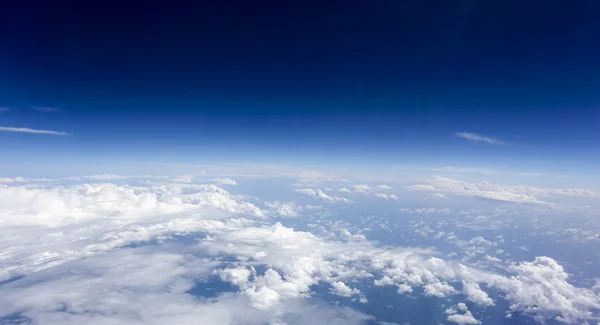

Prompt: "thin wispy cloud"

[0,126,71,136]
[31,106,60,112]
[454,132,506,145]
[0,107,9,112]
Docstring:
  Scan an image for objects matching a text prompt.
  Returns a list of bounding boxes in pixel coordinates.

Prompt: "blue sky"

[0,0,599,179]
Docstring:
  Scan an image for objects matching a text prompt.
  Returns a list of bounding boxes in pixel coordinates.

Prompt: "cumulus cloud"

[353,185,371,193]
[213,178,238,186]
[330,281,361,297]
[454,132,506,144]
[376,184,393,190]
[445,303,481,325]
[0,126,71,136]
[374,193,398,200]
[264,201,303,217]
[294,188,350,203]
[462,281,494,306]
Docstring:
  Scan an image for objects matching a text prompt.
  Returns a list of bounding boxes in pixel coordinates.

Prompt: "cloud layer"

[1,177,599,324]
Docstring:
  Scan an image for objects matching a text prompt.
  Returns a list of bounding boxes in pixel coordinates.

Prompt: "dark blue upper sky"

[1,0,599,175]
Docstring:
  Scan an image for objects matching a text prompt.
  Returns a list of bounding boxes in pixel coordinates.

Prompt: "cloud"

[294,188,351,203]
[405,176,600,204]
[0,247,373,325]
[213,178,238,186]
[0,177,25,183]
[455,132,506,144]
[330,281,361,297]
[353,184,371,193]
[374,193,398,200]
[376,184,393,190]
[445,303,481,325]
[0,126,71,136]
[405,176,600,205]
[0,107,10,112]
[264,201,303,217]
[31,106,60,112]
[1,178,600,325]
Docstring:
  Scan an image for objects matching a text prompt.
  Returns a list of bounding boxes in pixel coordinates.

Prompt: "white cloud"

[173,174,196,183]
[264,201,303,217]
[455,132,506,145]
[0,247,372,325]
[330,281,361,297]
[0,177,25,183]
[462,281,494,306]
[294,188,351,203]
[353,185,371,193]
[0,126,71,136]
[376,185,393,190]
[374,193,398,200]
[219,267,252,286]
[484,255,501,263]
[445,303,481,325]
[213,178,238,186]
[339,188,351,193]
[405,176,600,205]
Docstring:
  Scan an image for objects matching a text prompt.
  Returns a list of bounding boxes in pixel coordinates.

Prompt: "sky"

[0,0,599,178]
[3,3,600,324]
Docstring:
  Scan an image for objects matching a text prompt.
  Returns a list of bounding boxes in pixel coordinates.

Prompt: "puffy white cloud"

[0,182,264,281]
[264,201,303,217]
[339,188,351,193]
[0,183,263,228]
[445,303,481,325]
[219,267,252,286]
[484,255,501,263]
[213,178,238,186]
[376,185,393,190]
[330,281,361,297]
[353,185,371,193]
[498,256,600,323]
[374,193,398,200]
[462,281,494,306]
[294,188,350,203]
